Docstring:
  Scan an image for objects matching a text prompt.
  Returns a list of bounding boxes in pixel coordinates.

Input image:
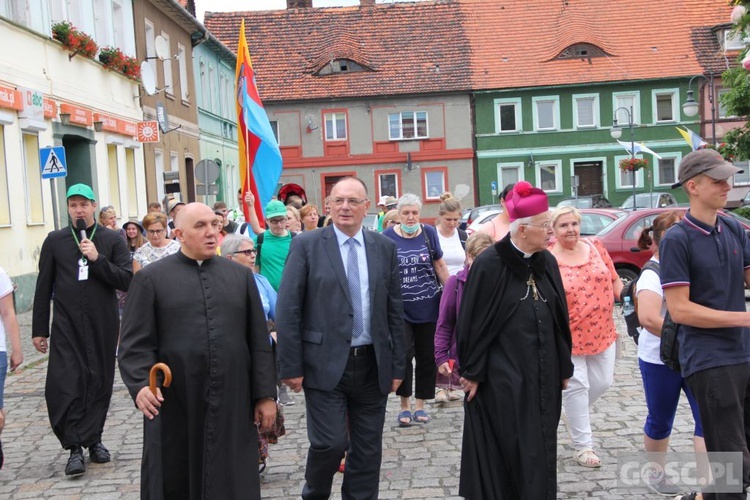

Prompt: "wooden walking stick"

[149,362,172,396]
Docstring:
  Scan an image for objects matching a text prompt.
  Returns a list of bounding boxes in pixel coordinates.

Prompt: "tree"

[720,2,750,159]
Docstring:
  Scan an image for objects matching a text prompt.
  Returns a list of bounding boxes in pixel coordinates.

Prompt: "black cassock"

[32,223,132,449]
[457,235,574,500]
[118,252,277,500]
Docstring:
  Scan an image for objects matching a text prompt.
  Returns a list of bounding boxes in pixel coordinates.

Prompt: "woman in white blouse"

[435,194,467,276]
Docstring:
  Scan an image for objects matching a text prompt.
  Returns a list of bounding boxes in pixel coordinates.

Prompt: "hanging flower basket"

[51,21,98,59]
[619,157,648,172]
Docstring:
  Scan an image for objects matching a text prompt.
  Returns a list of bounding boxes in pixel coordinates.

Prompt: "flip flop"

[398,410,413,427]
[413,409,431,423]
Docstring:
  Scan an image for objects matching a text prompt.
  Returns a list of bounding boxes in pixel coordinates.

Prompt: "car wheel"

[617,267,639,287]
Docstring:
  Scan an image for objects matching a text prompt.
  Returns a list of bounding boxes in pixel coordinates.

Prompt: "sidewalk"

[0,309,707,498]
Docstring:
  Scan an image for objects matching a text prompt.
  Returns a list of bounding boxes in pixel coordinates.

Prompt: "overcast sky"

[197,0,362,22]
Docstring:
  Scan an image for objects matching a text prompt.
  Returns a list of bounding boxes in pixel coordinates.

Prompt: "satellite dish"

[155,102,169,133]
[154,35,170,60]
[140,62,156,95]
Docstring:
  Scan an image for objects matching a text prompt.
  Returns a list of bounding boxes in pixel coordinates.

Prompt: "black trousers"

[396,321,437,400]
[301,348,388,500]
[687,363,750,499]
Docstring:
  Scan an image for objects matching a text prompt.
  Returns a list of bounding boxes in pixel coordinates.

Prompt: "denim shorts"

[0,351,7,408]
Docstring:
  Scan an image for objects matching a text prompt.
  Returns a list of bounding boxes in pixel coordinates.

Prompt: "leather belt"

[350,344,372,356]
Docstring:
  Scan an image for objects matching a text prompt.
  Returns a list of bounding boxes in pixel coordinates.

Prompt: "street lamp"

[682,73,716,146]
[611,106,637,208]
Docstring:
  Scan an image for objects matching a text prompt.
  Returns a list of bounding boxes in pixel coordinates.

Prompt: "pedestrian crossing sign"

[40,146,67,179]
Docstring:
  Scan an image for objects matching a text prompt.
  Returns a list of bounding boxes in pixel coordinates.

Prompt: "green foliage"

[732,206,750,219]
[718,2,750,159]
[720,66,750,118]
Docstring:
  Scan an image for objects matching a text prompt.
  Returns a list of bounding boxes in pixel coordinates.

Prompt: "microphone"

[75,219,87,241]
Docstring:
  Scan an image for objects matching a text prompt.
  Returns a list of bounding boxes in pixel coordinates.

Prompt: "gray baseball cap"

[672,148,742,188]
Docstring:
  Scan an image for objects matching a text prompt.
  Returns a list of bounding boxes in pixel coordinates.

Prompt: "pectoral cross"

[522,273,546,302]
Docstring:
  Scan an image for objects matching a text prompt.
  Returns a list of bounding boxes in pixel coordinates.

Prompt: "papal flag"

[676,126,708,151]
[616,140,663,160]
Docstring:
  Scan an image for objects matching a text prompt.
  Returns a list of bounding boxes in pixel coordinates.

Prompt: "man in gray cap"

[32,184,132,476]
[660,148,750,499]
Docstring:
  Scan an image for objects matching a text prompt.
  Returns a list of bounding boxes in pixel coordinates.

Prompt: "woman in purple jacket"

[434,232,495,402]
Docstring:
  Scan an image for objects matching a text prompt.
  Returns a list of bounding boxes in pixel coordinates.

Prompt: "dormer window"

[723,29,745,51]
[316,59,366,76]
[555,43,605,60]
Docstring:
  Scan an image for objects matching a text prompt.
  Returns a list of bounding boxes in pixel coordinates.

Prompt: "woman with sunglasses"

[132,213,181,273]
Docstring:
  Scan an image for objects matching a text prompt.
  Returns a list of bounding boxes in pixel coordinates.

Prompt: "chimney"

[360,0,376,6]
[287,0,313,8]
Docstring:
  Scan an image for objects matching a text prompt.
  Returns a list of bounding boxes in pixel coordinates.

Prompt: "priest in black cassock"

[118,202,277,500]
[32,183,132,476]
[456,181,574,500]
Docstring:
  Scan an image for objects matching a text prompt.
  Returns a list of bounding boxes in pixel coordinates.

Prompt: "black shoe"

[65,446,85,476]
[88,442,110,464]
[0,439,4,470]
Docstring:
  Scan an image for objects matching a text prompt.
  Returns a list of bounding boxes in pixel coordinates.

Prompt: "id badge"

[78,264,89,281]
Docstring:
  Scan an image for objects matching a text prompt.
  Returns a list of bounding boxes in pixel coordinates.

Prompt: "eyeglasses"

[523,221,552,229]
[147,229,165,235]
[232,249,256,256]
[268,217,288,224]
[332,198,367,206]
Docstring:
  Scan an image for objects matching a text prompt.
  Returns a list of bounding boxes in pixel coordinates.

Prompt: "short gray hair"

[220,234,252,257]
[397,193,422,212]
[550,205,581,227]
[509,216,534,236]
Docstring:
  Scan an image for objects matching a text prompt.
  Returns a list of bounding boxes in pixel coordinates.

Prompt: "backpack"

[620,260,660,344]
[458,228,468,250]
[256,230,296,269]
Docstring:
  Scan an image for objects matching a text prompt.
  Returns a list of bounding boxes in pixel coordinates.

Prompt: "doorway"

[573,161,603,196]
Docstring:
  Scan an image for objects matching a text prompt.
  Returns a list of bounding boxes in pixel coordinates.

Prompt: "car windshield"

[558,198,592,209]
[621,194,660,209]
[596,213,629,236]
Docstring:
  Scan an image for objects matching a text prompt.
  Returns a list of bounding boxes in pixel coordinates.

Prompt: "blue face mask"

[401,223,420,234]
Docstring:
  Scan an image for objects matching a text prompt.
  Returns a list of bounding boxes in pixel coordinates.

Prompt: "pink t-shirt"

[553,238,618,356]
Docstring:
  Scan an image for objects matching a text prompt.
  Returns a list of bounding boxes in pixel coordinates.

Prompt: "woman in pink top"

[549,205,623,469]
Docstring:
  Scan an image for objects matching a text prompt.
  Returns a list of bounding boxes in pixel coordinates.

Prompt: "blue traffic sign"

[490,180,498,191]
[40,146,67,179]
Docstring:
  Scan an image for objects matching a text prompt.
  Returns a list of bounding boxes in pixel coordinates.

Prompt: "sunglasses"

[232,249,257,256]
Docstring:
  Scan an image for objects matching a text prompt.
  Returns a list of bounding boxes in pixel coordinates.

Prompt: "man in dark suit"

[277,177,405,499]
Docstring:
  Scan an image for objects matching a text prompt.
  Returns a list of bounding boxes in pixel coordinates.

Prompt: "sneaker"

[65,446,86,476]
[646,477,681,496]
[278,385,295,406]
[435,389,449,403]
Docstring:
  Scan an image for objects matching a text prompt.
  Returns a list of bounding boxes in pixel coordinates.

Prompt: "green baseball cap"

[66,183,96,201]
[265,200,288,219]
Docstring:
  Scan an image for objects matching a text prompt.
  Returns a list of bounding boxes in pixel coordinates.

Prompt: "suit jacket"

[277,225,405,395]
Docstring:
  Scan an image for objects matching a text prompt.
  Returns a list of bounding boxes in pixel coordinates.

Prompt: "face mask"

[401,223,420,234]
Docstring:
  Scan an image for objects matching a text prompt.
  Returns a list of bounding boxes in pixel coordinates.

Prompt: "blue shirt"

[332,225,372,347]
[253,273,277,322]
[659,211,750,377]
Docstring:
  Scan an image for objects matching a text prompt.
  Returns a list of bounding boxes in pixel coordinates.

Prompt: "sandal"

[573,448,601,468]
[398,410,413,427]
[413,409,431,423]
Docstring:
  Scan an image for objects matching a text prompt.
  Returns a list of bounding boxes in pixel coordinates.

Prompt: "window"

[422,167,447,201]
[655,154,682,187]
[154,149,165,199]
[325,112,347,141]
[615,154,645,189]
[125,148,138,218]
[573,94,598,128]
[200,61,209,109]
[145,20,155,59]
[94,0,113,48]
[107,145,121,216]
[375,170,401,200]
[556,43,606,60]
[219,73,226,117]
[170,151,178,174]
[653,90,678,123]
[208,65,216,113]
[494,98,522,133]
[269,121,279,142]
[734,160,750,186]
[316,59,367,75]
[178,44,188,102]
[161,32,173,95]
[535,161,562,193]
[532,96,559,131]
[718,88,735,118]
[613,92,640,126]
[0,126,9,225]
[388,111,428,140]
[497,162,524,188]
[22,133,44,223]
[724,29,745,51]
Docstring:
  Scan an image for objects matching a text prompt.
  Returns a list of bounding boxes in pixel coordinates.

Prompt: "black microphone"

[75,219,87,241]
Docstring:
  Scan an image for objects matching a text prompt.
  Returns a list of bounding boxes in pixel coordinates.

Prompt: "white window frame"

[161,31,173,96]
[718,88,736,119]
[178,43,188,102]
[269,120,279,142]
[614,154,646,190]
[208,64,216,113]
[145,19,155,60]
[654,152,682,187]
[573,93,599,129]
[494,98,522,133]
[613,91,641,126]
[154,149,165,199]
[532,96,560,132]
[22,132,45,225]
[0,125,10,226]
[388,111,429,140]
[535,160,563,194]
[496,161,525,190]
[324,112,347,141]
[200,60,209,110]
[652,89,679,123]
[724,29,745,51]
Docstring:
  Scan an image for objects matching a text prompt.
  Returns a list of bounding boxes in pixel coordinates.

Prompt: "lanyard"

[71,224,97,265]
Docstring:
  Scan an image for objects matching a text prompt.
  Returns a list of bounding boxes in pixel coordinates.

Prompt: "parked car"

[459,208,472,230]
[595,207,750,285]
[619,192,677,210]
[363,213,379,231]
[556,195,612,209]
[741,190,750,207]
[465,204,501,228]
[467,208,623,236]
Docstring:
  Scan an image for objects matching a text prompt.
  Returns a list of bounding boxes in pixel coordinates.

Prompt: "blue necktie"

[346,238,364,338]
